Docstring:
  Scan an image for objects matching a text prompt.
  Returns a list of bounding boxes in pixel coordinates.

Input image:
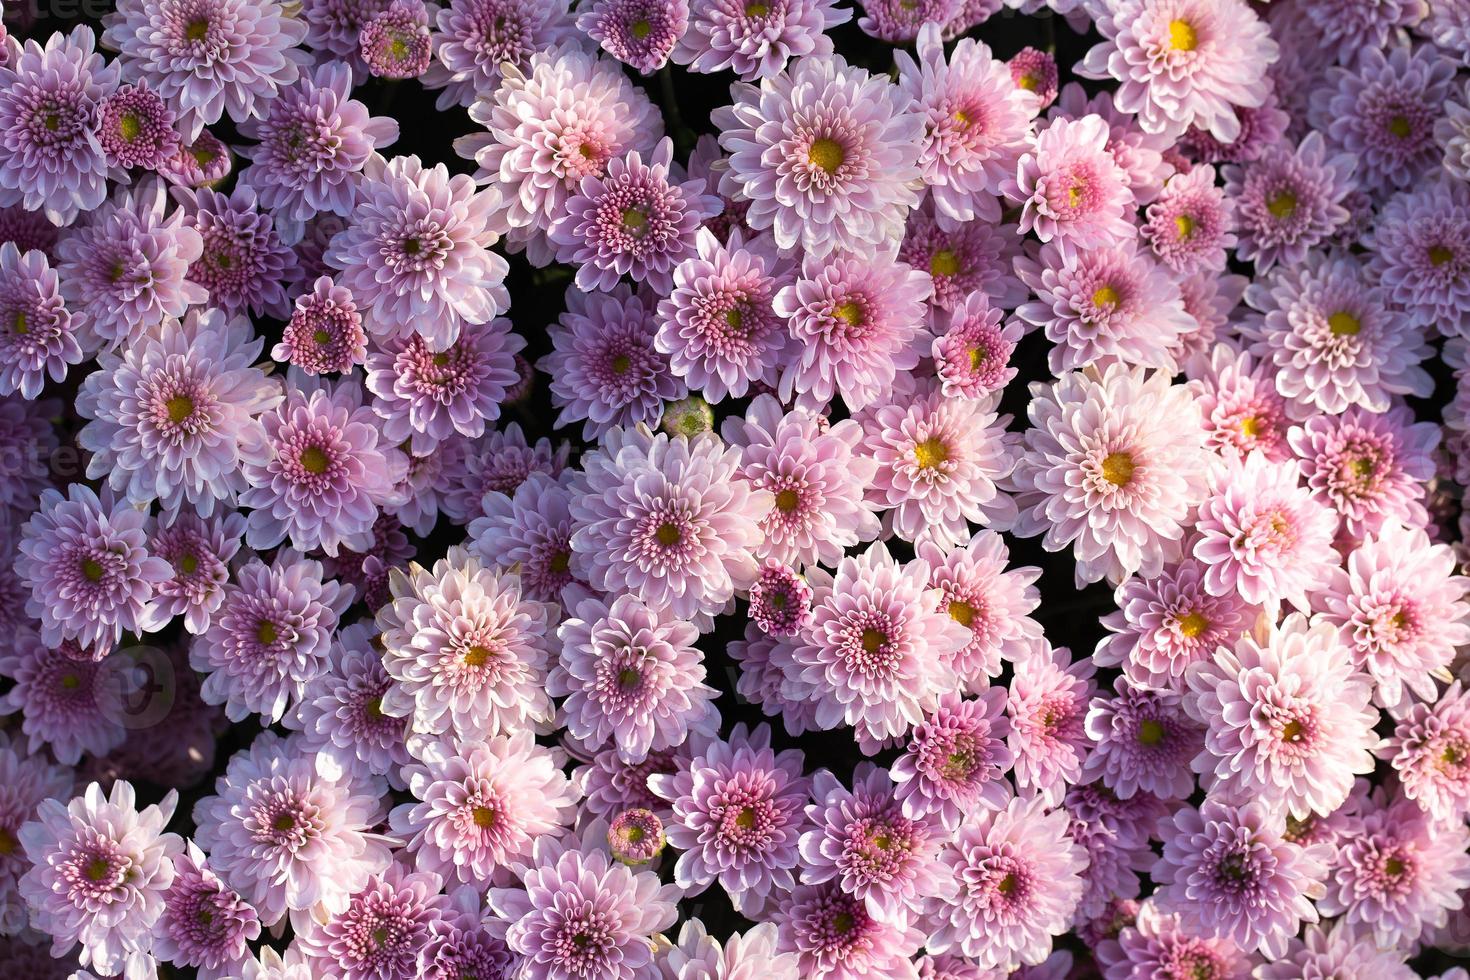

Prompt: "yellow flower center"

[256,621,278,645]
[1429,244,1454,266]
[618,667,642,689]
[118,112,142,142]
[81,558,105,582]
[472,806,496,829]
[997,872,1019,895]
[390,37,410,60]
[463,645,491,667]
[60,673,81,691]
[655,523,682,547]
[775,489,800,512]
[746,1,770,13]
[1168,19,1197,51]
[948,600,975,628]
[1328,311,1360,336]
[734,807,758,830]
[611,354,631,374]
[929,248,961,278]
[1178,611,1209,638]
[1174,213,1196,240]
[178,553,199,575]
[860,628,887,653]
[85,858,111,882]
[1281,719,1304,743]
[1385,857,1405,877]
[621,208,649,235]
[1266,191,1297,219]
[1018,73,1040,92]
[1137,719,1166,745]
[185,18,209,41]
[913,437,949,469]
[968,346,987,370]
[11,311,26,335]
[165,395,194,424]
[808,137,846,175]
[624,824,646,843]
[312,329,332,346]
[1386,115,1412,140]
[1092,284,1121,309]
[1240,416,1262,438]
[833,301,864,327]
[1101,451,1135,486]
[299,446,331,474]
[724,308,744,331]
[630,18,652,39]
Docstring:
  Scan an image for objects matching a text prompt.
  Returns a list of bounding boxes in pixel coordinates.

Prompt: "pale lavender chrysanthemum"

[377,547,555,740]
[1140,164,1234,274]
[918,531,1041,690]
[489,831,679,980]
[0,28,119,226]
[791,542,969,754]
[102,0,309,141]
[239,376,408,556]
[1289,405,1437,539]
[860,379,1018,552]
[422,0,579,110]
[898,204,1027,313]
[1009,47,1058,111]
[359,0,432,79]
[0,242,84,398]
[670,0,846,81]
[176,184,296,319]
[575,745,691,824]
[1015,239,1195,373]
[1362,179,1470,339]
[391,732,578,888]
[439,423,569,524]
[55,179,206,350]
[77,307,282,517]
[1301,0,1427,61]
[325,154,509,352]
[1003,114,1135,259]
[0,732,70,933]
[1013,364,1215,587]
[297,0,390,65]
[1179,97,1289,167]
[1192,451,1339,614]
[1079,0,1277,141]
[1006,642,1096,806]
[891,689,1011,832]
[1082,678,1203,801]
[17,483,171,649]
[320,513,412,611]
[0,629,135,765]
[553,591,718,763]
[457,44,662,262]
[18,782,181,977]
[748,560,814,637]
[712,53,923,259]
[606,807,664,866]
[237,62,399,243]
[1094,900,1260,980]
[931,292,1022,400]
[773,251,932,412]
[152,841,259,980]
[1065,783,1171,923]
[1437,81,1470,182]
[421,884,517,980]
[469,471,584,605]
[895,24,1034,228]
[148,509,245,635]
[1223,132,1356,272]
[577,0,687,73]
[569,426,770,625]
[1184,614,1378,818]
[857,0,961,42]
[926,793,1086,970]
[655,227,793,403]
[1186,345,1300,463]
[273,276,367,375]
[294,861,447,980]
[0,204,61,257]
[191,551,351,725]
[1318,797,1470,950]
[772,880,923,980]
[97,83,179,171]
[798,762,947,925]
[157,130,232,189]
[728,629,822,737]
[1257,921,1416,980]
[1384,681,1470,825]
[1170,270,1246,373]
[648,723,809,916]
[659,920,799,980]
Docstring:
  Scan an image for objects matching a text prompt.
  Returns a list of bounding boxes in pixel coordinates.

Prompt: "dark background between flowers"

[3,0,1463,974]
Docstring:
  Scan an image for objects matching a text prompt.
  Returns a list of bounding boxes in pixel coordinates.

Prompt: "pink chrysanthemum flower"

[177,185,297,320]
[438,423,569,524]
[152,840,260,980]
[1289,406,1438,539]
[1009,47,1058,111]
[1362,179,1470,339]
[569,426,770,625]
[1184,614,1378,818]
[649,723,810,917]
[1006,641,1096,806]
[860,379,1017,552]
[1223,132,1356,272]
[773,251,931,412]
[1187,344,1301,463]
[149,509,245,635]
[1318,797,1470,950]
[97,83,179,171]
[552,592,718,763]
[157,130,233,189]
[1048,83,1176,206]
[1171,270,1246,373]
[926,793,1087,970]
[1141,164,1234,274]
[376,547,556,741]
[748,561,815,637]
[607,808,664,865]
[390,732,577,888]
[1095,900,1261,980]
[895,24,1033,228]
[1003,114,1135,260]
[575,745,691,824]
[1191,451,1339,613]
[1384,681,1470,825]
[0,733,70,934]
[1065,784,1168,924]
[1179,97,1289,166]
[17,483,171,650]
[791,542,968,753]
[1257,921,1417,980]
[1083,678,1204,801]
[0,242,85,399]
[671,0,847,81]
[273,276,366,376]
[712,53,924,259]
[660,920,799,979]
[549,137,720,294]
[325,154,508,352]
[728,629,822,739]
[1095,558,1257,693]
[0,630,134,764]
[772,880,924,980]
[359,0,432,79]
[577,0,688,73]
[1315,521,1470,708]
[468,471,583,605]
[890,691,1012,831]
[918,531,1041,690]
[1240,253,1432,415]
[294,861,447,980]
[1013,364,1215,587]
[931,292,1022,399]
[1080,0,1277,141]
[1015,239,1195,373]
[239,376,408,557]
[489,831,679,980]
[289,624,410,788]
[18,782,181,978]
[421,0,578,110]
[899,205,1027,314]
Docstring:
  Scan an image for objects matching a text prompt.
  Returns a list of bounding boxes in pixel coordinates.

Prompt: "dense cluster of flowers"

[1,0,1470,978]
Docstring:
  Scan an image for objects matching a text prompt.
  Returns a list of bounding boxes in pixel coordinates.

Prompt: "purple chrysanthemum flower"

[569,426,770,625]
[748,560,814,637]
[176,184,297,320]
[422,885,518,980]
[891,690,1011,831]
[1006,641,1096,805]
[0,242,84,398]
[575,745,690,824]
[273,276,367,375]
[1004,114,1135,260]
[296,0,391,64]
[899,204,1027,314]
[438,423,568,524]
[18,782,181,977]
[152,841,260,980]
[1362,179,1470,338]
[932,292,1022,399]
[422,0,579,110]
[239,376,408,557]
[0,204,61,257]
[926,793,1087,970]
[1437,81,1470,182]
[552,591,718,763]
[102,0,309,141]
[1223,132,1356,272]
[772,880,923,980]
[148,509,245,635]
[1179,96,1289,167]
[671,0,847,81]
[649,724,810,917]
[1095,900,1261,980]
[0,628,133,765]
[0,735,69,934]
[1083,678,1203,801]
[1384,680,1470,825]
[359,0,432,79]
[295,862,447,980]
[856,0,961,42]
[1009,47,1058,110]
[1257,921,1417,980]
[237,63,399,243]
[728,628,822,737]
[390,732,578,888]
[468,471,584,605]
[97,83,179,171]
[326,154,508,352]
[712,53,923,259]
[606,807,665,866]
[157,130,232,189]
[1140,164,1234,274]
[1299,0,1427,64]
[0,27,119,226]
[577,0,688,74]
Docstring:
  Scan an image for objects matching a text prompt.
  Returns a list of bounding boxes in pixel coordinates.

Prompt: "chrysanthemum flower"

[468,471,581,604]
[577,0,688,73]
[193,731,392,927]
[391,732,577,888]
[772,880,924,980]
[899,204,1027,314]
[102,0,309,141]
[358,0,432,79]
[1362,179,1470,339]
[422,0,579,110]
[1187,344,1300,462]
[1289,405,1437,539]
[671,0,847,81]
[1003,114,1135,259]
[0,27,120,226]
[1095,900,1261,980]
[288,624,410,787]
[1171,270,1246,372]
[18,782,181,977]
[1192,451,1339,613]
[605,807,665,866]
[1083,678,1203,801]
[747,561,814,637]
[157,130,233,189]
[575,744,692,825]
[1383,681,1470,825]
[438,423,568,524]
[1257,921,1417,980]
[773,250,931,412]
[1437,81,1470,182]
[661,920,799,979]
[152,840,259,980]
[148,509,244,635]
[712,53,924,258]
[273,276,366,376]
[0,733,70,934]
[0,242,84,399]
[1224,132,1356,272]
[422,885,517,980]
[931,293,1022,399]
[176,185,296,320]
[1140,164,1234,274]
[1062,785,1164,928]
[728,628,822,737]
[0,629,135,764]
[553,591,718,763]
[1009,47,1058,111]
[294,861,447,980]
[97,83,179,171]
[0,204,60,257]
[1048,83,1176,205]
[918,531,1041,690]
[1005,641,1095,805]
